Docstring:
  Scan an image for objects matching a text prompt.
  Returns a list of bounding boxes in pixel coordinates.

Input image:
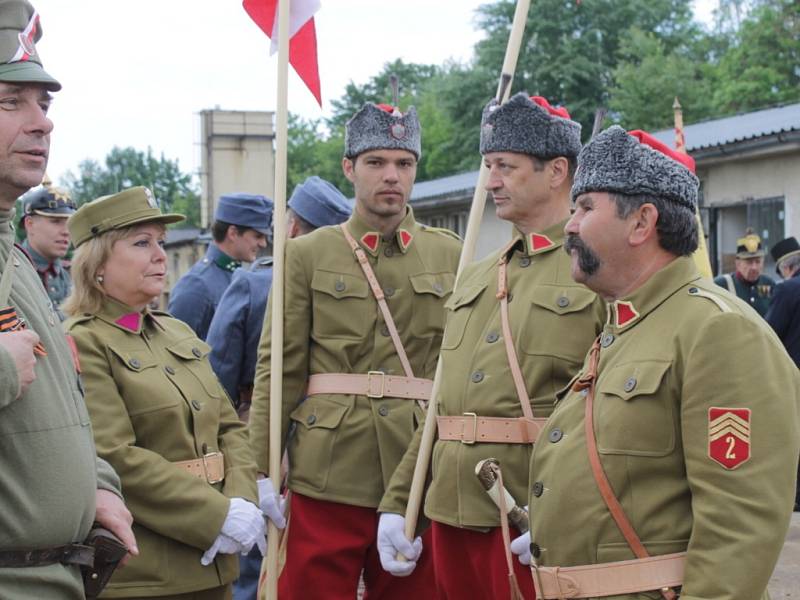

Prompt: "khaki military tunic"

[66,298,258,598]
[0,209,121,600]
[528,257,800,600]
[380,221,605,527]
[249,207,461,508]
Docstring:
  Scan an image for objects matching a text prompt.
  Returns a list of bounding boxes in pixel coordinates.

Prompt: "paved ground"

[770,512,800,598]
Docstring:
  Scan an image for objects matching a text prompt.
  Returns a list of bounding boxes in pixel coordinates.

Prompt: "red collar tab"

[529,233,555,253]
[398,229,413,252]
[115,312,142,332]
[613,301,639,328]
[530,96,571,119]
[360,232,380,254]
[628,129,696,174]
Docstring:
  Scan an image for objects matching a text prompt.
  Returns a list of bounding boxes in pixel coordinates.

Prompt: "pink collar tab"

[115,312,142,332]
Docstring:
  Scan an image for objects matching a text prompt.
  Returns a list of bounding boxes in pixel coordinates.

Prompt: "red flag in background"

[243,0,322,105]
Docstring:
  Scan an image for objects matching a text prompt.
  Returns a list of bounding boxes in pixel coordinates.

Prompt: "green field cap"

[68,187,185,248]
[0,1,60,91]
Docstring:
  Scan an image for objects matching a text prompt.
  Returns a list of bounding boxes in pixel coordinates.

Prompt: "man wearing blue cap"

[207,176,351,600]
[168,193,272,340]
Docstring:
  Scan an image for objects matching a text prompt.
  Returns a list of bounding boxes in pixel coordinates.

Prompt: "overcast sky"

[32,0,715,185]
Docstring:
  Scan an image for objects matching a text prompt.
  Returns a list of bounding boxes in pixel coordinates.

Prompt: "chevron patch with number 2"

[708,407,751,470]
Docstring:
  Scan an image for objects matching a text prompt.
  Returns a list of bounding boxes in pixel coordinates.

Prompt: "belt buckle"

[367,371,385,399]
[202,452,223,484]
[461,412,477,444]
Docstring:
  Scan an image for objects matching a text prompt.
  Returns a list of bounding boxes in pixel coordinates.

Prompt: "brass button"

[335,281,346,292]
[433,282,444,294]
[486,332,499,343]
[601,333,615,348]
[530,543,541,559]
[519,256,531,268]
[557,296,570,308]
[471,371,484,383]
[191,400,202,411]
[549,428,563,443]
[128,358,141,369]
[385,286,395,298]
[378,405,389,417]
[380,324,390,337]
[384,247,394,258]
[306,414,317,425]
[532,481,544,497]
[624,377,637,392]
[165,366,176,375]
[192,347,202,358]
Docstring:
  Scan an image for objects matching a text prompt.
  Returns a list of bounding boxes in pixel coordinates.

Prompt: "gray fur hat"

[344,103,422,160]
[480,92,582,159]
[571,125,699,209]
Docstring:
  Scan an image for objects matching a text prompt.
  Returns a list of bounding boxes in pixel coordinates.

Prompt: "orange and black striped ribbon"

[0,306,47,356]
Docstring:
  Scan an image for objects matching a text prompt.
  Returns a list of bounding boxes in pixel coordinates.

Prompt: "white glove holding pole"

[257,477,287,529]
[201,533,242,566]
[377,513,422,577]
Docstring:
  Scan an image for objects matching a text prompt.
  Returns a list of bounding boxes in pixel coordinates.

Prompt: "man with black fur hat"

[714,228,775,317]
[249,102,461,599]
[377,93,604,600]
[515,125,799,600]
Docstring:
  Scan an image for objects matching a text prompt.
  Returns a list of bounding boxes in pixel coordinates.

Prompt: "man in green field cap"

[0,2,136,598]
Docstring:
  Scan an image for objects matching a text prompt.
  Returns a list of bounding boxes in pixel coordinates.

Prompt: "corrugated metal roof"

[652,102,800,150]
[165,227,203,246]
[411,170,479,202]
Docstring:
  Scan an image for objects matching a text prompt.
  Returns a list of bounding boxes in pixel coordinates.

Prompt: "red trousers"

[431,521,536,600]
[277,493,437,600]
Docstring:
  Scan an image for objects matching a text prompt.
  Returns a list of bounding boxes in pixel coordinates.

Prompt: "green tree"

[62,146,201,227]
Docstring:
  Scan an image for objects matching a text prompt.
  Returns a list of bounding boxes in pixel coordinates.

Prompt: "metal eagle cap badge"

[708,407,751,470]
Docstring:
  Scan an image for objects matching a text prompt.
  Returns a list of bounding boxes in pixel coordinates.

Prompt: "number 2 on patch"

[725,435,736,459]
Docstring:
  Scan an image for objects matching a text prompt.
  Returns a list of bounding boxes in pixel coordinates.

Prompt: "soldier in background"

[207,176,350,600]
[250,102,461,599]
[714,228,775,317]
[517,126,798,599]
[168,193,272,340]
[19,176,75,314]
[378,94,604,599]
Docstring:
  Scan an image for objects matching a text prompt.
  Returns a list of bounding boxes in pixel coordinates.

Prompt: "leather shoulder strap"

[0,239,16,307]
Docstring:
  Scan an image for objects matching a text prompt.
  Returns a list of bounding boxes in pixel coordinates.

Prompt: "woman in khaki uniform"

[63,187,263,600]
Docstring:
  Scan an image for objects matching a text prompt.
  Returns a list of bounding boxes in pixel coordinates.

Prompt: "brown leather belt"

[306,373,432,401]
[173,452,225,484]
[0,543,95,568]
[532,552,686,599]
[436,414,548,444]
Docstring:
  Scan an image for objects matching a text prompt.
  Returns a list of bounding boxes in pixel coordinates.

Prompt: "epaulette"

[420,224,462,242]
[151,309,173,318]
[63,313,95,331]
[687,285,732,313]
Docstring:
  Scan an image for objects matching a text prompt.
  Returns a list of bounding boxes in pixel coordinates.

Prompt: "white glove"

[220,497,267,555]
[257,478,287,529]
[377,513,422,577]
[201,533,241,566]
[510,530,532,565]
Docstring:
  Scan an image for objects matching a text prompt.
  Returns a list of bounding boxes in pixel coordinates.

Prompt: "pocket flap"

[290,399,349,430]
[409,272,455,298]
[444,282,488,310]
[311,270,369,300]
[108,345,158,372]
[530,284,596,315]
[165,338,211,361]
[599,360,671,401]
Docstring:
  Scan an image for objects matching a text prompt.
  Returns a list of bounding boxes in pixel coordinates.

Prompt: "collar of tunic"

[95,297,164,334]
[344,205,418,257]
[206,244,241,273]
[22,240,65,276]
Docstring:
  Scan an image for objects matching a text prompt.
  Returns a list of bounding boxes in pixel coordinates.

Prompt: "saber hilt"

[475,458,529,533]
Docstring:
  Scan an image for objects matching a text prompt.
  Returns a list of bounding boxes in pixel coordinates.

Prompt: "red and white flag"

[243,0,322,106]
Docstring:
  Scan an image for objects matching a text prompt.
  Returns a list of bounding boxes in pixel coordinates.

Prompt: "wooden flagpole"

[401,0,532,549]
[264,0,291,598]
[673,97,713,278]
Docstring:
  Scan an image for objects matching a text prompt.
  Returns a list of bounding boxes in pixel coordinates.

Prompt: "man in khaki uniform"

[516,125,799,600]
[250,102,462,599]
[377,93,604,599]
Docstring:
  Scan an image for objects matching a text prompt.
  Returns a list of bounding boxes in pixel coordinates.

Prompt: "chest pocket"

[108,345,177,416]
[408,272,455,338]
[596,360,675,457]
[521,285,597,363]
[311,269,372,340]
[164,338,222,399]
[440,283,487,350]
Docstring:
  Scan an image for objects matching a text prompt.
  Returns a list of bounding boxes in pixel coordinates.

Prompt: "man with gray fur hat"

[378,93,604,599]
[249,102,461,599]
[517,125,799,599]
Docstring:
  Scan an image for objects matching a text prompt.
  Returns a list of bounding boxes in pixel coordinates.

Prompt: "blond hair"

[63,226,140,317]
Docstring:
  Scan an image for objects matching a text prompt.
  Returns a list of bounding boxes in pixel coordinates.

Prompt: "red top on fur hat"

[628,129,696,174]
[376,103,396,114]
[530,96,571,120]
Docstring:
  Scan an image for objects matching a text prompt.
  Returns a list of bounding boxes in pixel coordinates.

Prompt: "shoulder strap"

[497,241,534,421]
[340,224,415,379]
[0,239,16,307]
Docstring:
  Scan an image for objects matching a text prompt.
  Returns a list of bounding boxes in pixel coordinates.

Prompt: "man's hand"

[377,513,422,577]
[95,489,138,567]
[0,330,39,398]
